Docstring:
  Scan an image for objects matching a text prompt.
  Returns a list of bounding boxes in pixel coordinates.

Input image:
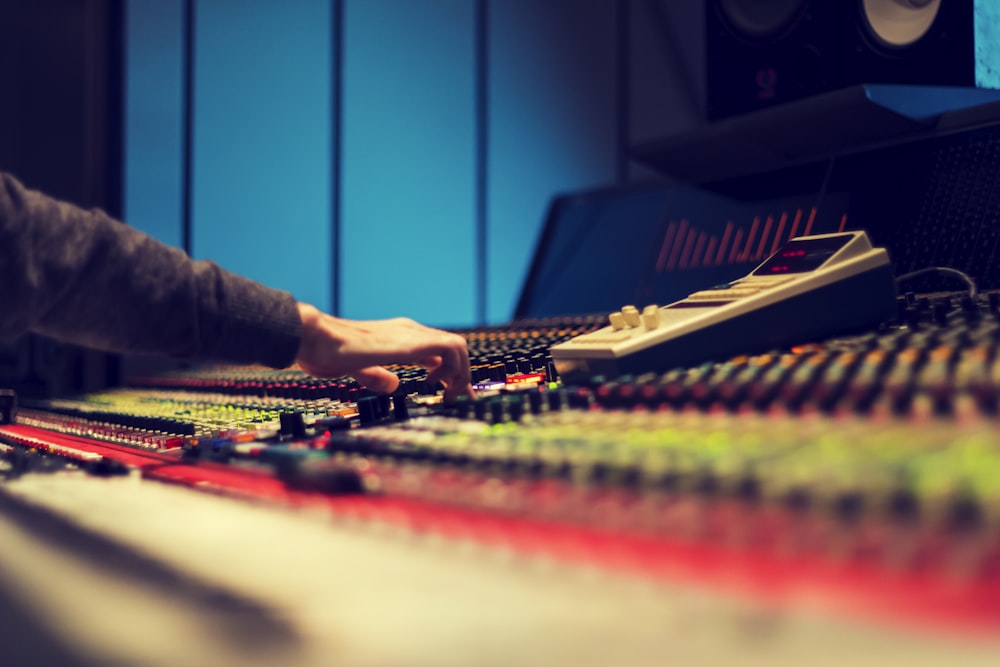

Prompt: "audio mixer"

[4,287,1000,649]
[10,119,1000,665]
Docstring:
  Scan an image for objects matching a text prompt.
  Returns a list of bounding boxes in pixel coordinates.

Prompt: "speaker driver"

[718,0,809,39]
[861,0,942,48]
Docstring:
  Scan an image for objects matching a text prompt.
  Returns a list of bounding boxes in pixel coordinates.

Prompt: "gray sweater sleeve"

[0,172,302,368]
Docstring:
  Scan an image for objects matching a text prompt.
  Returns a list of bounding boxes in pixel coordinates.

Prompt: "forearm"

[0,172,301,367]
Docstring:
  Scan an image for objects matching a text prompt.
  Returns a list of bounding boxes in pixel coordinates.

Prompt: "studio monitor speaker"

[706,0,1000,120]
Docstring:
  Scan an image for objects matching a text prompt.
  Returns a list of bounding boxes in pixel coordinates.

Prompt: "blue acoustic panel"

[124,0,185,248]
[192,0,332,311]
[341,0,476,327]
[487,0,619,323]
[976,0,1000,88]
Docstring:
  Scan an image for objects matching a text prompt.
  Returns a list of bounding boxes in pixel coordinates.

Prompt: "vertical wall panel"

[341,0,476,326]
[487,0,619,323]
[124,0,185,247]
[126,1,626,326]
[192,0,332,311]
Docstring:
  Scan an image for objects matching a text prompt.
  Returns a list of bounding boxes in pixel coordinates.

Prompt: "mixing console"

[3,295,1000,634]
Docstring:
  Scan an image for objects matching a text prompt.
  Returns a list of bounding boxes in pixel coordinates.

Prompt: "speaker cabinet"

[846,0,974,87]
[706,0,1000,120]
[706,0,843,120]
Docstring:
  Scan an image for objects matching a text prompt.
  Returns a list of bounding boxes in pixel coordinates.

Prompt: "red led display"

[753,234,853,276]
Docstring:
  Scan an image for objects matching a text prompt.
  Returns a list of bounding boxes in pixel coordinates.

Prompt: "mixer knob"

[392,392,410,421]
[528,390,543,415]
[356,396,379,426]
[931,297,952,325]
[641,305,660,329]
[988,291,1000,314]
[508,394,526,422]
[608,311,626,330]
[621,305,641,327]
[279,411,307,438]
[546,389,563,412]
[489,399,505,424]
[377,394,392,419]
[959,295,980,322]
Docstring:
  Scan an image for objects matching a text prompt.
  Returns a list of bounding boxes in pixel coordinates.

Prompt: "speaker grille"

[896,131,1000,289]
[860,0,942,48]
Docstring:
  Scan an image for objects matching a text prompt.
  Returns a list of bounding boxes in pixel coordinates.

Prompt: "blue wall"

[192,0,332,312]
[124,0,621,326]
[341,0,476,325]
[124,0,185,249]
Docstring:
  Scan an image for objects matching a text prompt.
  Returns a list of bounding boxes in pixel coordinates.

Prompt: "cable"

[895,266,978,299]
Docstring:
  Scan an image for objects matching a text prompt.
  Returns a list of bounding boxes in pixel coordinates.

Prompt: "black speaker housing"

[706,0,988,120]
[844,0,976,87]
[706,0,845,120]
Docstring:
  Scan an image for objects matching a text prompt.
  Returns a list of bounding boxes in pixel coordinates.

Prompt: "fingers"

[418,355,442,370]
[439,379,477,403]
[351,366,400,394]
[405,329,471,402]
[294,304,473,399]
[424,336,471,403]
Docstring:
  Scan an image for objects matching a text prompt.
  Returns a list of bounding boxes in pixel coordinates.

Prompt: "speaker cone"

[861,0,941,48]
[718,0,809,39]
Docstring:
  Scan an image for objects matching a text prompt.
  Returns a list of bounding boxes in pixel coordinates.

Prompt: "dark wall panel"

[0,0,120,210]
[486,0,619,323]
[0,0,122,396]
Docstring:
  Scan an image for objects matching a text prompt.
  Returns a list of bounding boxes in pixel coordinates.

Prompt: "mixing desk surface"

[3,290,1000,665]
[11,92,1000,665]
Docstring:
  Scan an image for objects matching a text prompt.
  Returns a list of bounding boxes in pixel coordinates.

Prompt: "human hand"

[294,303,474,402]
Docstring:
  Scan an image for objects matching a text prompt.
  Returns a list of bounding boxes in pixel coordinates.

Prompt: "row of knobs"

[609,304,661,330]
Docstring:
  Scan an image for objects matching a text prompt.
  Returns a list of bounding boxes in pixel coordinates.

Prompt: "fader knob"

[1,389,19,424]
[357,396,378,425]
[621,305,641,327]
[489,399,505,424]
[988,292,1000,313]
[641,305,660,329]
[508,395,525,422]
[377,394,392,419]
[959,295,979,322]
[279,411,306,438]
[608,311,626,330]
[392,393,410,421]
[528,390,543,415]
[932,297,952,325]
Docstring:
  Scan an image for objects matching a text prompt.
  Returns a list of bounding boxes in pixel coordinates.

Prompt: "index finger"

[425,336,472,402]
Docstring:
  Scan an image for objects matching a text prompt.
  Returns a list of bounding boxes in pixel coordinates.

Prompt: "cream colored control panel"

[550,231,896,376]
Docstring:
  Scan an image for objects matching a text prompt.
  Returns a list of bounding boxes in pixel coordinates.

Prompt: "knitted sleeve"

[0,172,302,368]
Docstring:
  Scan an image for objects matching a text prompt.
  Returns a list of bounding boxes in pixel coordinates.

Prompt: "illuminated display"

[752,234,853,276]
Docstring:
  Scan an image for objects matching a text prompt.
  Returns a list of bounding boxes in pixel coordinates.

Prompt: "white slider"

[608,311,626,330]
[642,305,660,329]
[621,305,641,327]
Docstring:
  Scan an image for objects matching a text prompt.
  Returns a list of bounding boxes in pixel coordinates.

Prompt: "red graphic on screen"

[654,207,836,273]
